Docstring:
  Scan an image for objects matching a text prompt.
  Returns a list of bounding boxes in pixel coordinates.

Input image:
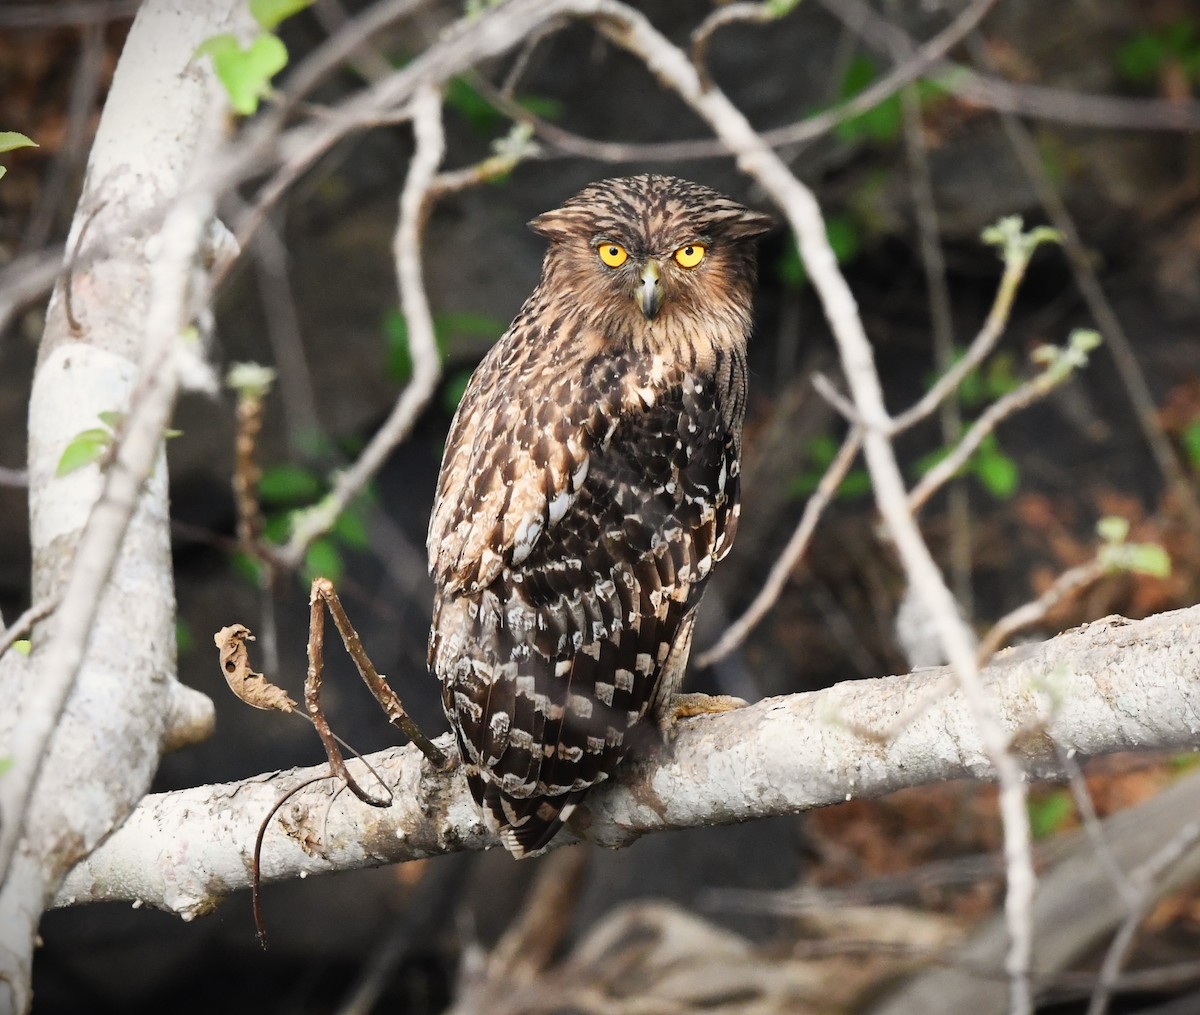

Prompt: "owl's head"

[529,175,772,344]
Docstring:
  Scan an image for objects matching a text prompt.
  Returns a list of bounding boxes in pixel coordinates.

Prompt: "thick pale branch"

[56,605,1200,918]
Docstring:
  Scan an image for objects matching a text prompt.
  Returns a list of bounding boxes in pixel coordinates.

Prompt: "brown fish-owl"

[427,174,770,857]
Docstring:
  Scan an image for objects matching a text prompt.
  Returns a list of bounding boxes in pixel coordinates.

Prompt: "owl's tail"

[474,776,589,858]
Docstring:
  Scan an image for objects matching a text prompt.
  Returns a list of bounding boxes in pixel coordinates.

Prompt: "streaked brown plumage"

[428,174,770,857]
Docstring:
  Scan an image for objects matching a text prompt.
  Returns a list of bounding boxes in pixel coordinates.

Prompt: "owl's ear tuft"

[528,210,576,242]
[725,209,774,240]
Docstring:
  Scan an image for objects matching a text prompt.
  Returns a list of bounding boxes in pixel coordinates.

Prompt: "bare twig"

[897,63,973,611]
[908,331,1099,516]
[697,426,863,667]
[252,774,332,948]
[310,577,446,768]
[890,233,1045,435]
[305,582,394,808]
[228,364,275,551]
[285,0,433,103]
[812,371,863,423]
[0,466,28,488]
[819,0,1200,133]
[250,216,323,450]
[691,3,774,90]
[976,560,1107,663]
[1087,819,1200,1015]
[63,200,107,335]
[280,86,445,567]
[468,0,1000,165]
[0,598,58,661]
[1057,746,1138,911]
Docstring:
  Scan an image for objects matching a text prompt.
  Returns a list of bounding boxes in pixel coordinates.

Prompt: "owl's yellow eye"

[597,243,628,268]
[674,244,706,268]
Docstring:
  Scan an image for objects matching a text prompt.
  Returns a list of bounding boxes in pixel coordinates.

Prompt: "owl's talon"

[660,692,749,739]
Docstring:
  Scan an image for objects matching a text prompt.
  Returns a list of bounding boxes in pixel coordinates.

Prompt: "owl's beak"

[636,260,662,320]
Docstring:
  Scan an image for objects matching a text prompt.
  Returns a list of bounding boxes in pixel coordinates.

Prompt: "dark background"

[2,0,1199,1010]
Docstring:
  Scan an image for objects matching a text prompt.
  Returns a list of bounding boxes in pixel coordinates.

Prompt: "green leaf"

[442,370,474,414]
[777,240,806,290]
[1117,31,1169,82]
[0,131,37,154]
[446,76,504,135]
[230,550,264,585]
[176,618,195,655]
[197,32,288,116]
[262,510,293,544]
[836,469,872,500]
[765,0,803,16]
[972,442,1019,499]
[250,0,314,30]
[259,464,323,504]
[332,504,370,549]
[384,311,496,381]
[303,537,343,583]
[1124,543,1172,578]
[56,428,113,477]
[825,215,861,264]
[12,640,31,656]
[436,312,506,342]
[97,410,125,429]
[1182,419,1200,469]
[1096,515,1130,544]
[0,757,11,778]
[779,218,861,290]
[1029,789,1074,840]
[518,94,564,122]
[834,56,902,143]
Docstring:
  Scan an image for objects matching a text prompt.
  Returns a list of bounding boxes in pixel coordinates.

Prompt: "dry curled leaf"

[214,623,297,712]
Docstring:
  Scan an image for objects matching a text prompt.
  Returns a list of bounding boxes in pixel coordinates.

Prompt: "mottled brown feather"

[428,175,768,857]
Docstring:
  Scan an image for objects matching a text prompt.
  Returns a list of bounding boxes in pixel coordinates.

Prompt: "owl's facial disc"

[636,259,662,320]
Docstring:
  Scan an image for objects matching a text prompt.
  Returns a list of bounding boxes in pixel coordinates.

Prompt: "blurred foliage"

[1028,787,1074,840]
[444,75,563,135]
[833,55,949,144]
[916,431,1019,500]
[239,462,378,585]
[778,214,860,289]
[789,433,871,500]
[1117,18,1200,86]
[1183,418,1200,470]
[1097,515,1171,579]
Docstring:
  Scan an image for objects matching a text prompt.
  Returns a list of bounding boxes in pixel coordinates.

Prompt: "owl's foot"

[659,692,749,740]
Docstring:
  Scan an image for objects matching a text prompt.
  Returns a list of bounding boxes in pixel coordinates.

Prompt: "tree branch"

[56,605,1200,918]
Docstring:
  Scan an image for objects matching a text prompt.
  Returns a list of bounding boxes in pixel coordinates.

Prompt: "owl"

[428,174,770,857]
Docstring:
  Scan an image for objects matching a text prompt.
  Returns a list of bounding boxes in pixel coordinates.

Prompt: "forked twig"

[308,577,447,773]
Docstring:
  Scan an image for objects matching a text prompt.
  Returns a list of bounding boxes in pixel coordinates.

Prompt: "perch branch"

[54,605,1200,917]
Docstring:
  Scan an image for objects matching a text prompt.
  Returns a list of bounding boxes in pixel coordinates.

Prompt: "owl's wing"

[433,360,743,856]
[427,333,615,596]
